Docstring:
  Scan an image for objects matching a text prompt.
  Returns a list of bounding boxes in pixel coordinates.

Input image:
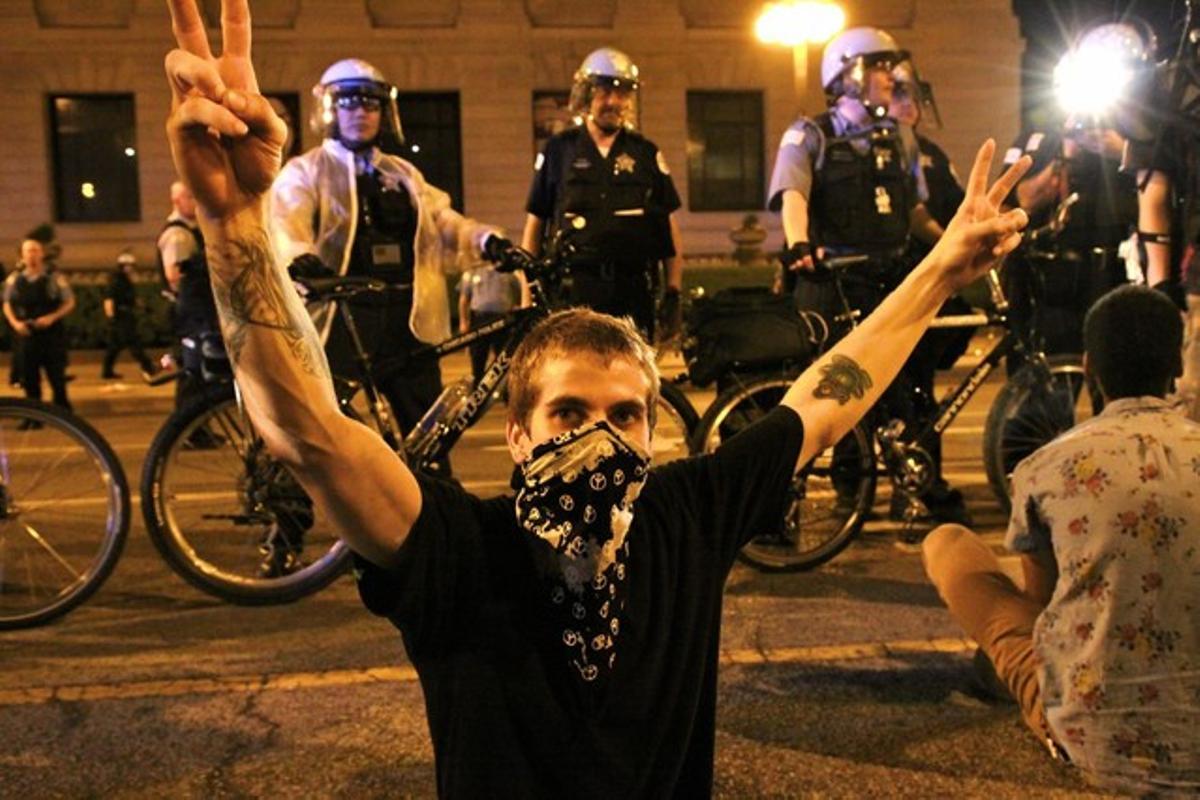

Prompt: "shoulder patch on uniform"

[534,152,545,171]
[656,151,670,175]
[1003,146,1022,166]
[1025,132,1044,152]
[780,128,806,149]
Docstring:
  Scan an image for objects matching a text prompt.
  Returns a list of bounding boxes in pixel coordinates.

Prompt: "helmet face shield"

[890,59,942,129]
[311,59,404,148]
[569,47,641,129]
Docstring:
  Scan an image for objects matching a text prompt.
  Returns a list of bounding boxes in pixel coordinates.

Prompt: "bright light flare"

[755,1,845,47]
[1054,46,1132,117]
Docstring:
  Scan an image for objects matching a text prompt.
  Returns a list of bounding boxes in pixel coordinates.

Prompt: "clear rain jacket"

[269,139,497,344]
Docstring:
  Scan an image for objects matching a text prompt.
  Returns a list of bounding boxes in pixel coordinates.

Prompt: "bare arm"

[458,288,471,334]
[103,298,116,319]
[3,300,28,336]
[521,213,544,257]
[784,141,1031,469]
[664,214,683,291]
[163,260,183,292]
[164,0,421,569]
[909,202,944,245]
[1137,169,1172,287]
[1014,160,1060,213]
[1020,549,1058,608]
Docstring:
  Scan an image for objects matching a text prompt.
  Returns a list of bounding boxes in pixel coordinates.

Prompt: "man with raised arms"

[162,1,1030,795]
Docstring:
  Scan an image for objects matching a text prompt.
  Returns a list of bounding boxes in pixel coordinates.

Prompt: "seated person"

[923,285,1200,795]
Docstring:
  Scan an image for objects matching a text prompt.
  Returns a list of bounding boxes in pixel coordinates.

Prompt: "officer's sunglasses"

[334,94,383,112]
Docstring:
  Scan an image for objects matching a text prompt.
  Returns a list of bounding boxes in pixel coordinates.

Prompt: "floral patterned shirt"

[1006,396,1200,794]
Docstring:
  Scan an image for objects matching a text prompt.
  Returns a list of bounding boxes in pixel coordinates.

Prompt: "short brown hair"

[507,308,660,429]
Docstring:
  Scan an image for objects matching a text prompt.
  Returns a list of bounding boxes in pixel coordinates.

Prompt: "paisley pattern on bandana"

[515,421,650,684]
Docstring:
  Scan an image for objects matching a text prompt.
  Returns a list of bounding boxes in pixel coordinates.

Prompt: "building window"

[532,90,572,160]
[48,94,140,222]
[686,91,764,211]
[397,92,463,211]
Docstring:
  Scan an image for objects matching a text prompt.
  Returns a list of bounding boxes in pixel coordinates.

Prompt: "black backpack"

[683,286,820,387]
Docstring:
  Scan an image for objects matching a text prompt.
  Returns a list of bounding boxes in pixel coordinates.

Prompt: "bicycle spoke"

[18,522,85,580]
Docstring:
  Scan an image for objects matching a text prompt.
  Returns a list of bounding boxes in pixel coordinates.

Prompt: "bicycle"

[139,248,699,605]
[691,243,1093,572]
[0,398,131,629]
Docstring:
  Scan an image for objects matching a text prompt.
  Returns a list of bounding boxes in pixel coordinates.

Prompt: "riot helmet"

[568,47,640,130]
[821,27,909,109]
[890,58,942,129]
[311,58,404,150]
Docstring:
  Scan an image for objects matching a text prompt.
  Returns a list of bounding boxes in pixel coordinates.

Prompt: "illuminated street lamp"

[755,1,846,99]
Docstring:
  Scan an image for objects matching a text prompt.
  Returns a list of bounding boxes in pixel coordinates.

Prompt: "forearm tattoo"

[210,232,328,380]
[812,354,873,405]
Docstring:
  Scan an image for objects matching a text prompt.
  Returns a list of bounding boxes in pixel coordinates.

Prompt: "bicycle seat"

[294,275,389,303]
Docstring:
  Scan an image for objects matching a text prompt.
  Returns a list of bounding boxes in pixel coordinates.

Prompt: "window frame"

[47,92,141,223]
[685,90,766,212]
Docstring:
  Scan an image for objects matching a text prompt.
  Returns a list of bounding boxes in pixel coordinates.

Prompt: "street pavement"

[0,343,1114,798]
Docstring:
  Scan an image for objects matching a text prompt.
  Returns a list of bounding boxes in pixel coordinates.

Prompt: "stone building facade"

[0,0,1022,270]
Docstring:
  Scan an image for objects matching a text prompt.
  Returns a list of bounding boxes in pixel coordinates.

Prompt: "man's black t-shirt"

[356,406,805,798]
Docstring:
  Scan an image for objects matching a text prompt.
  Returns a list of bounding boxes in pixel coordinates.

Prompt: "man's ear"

[505,417,531,464]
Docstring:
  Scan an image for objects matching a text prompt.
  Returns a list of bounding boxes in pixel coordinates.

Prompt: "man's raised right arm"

[163,0,420,568]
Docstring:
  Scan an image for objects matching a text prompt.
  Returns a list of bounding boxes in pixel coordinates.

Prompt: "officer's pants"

[20,328,71,411]
[103,314,155,376]
[568,265,656,341]
[324,290,447,472]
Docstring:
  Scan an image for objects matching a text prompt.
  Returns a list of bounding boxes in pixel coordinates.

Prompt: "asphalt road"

[0,345,1113,798]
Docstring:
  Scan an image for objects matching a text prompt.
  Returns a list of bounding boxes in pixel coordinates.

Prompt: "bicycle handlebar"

[292,275,390,303]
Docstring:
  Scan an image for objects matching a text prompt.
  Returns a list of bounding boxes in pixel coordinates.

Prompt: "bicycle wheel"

[141,384,351,605]
[692,376,876,572]
[983,353,1096,512]
[652,381,699,464]
[0,399,130,629]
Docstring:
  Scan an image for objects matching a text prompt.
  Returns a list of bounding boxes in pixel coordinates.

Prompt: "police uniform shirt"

[351,165,418,285]
[525,127,681,265]
[767,106,920,252]
[3,271,73,322]
[157,211,200,270]
[767,106,923,214]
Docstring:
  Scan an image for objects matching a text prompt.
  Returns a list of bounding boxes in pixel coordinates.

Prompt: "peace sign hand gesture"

[926,139,1032,291]
[164,0,286,220]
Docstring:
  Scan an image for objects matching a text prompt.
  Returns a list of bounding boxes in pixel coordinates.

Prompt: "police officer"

[101,250,157,381]
[2,238,75,414]
[158,180,220,415]
[270,59,500,461]
[521,47,684,341]
[889,59,975,522]
[1002,122,1137,361]
[768,27,964,525]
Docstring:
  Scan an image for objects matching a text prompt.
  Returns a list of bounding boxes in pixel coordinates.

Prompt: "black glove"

[482,235,515,264]
[287,253,334,281]
[780,241,814,271]
[657,286,682,343]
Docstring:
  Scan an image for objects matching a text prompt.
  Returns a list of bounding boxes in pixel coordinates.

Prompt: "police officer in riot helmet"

[521,47,684,342]
[268,58,503,574]
[768,27,967,526]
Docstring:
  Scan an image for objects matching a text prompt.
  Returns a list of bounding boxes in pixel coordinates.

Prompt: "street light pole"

[756,0,846,102]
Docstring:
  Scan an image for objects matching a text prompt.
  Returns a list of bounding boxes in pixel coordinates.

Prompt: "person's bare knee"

[922,522,975,581]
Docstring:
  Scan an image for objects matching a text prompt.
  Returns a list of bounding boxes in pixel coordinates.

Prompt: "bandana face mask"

[514,420,651,684]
